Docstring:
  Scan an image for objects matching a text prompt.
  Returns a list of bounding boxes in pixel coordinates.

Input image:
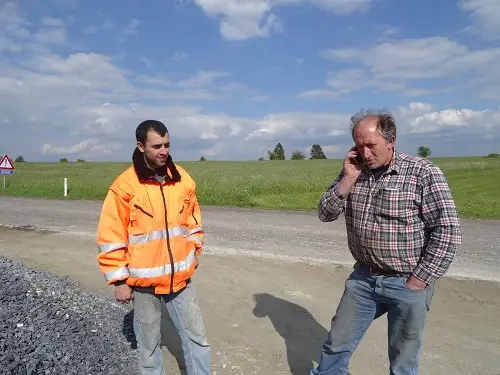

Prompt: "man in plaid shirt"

[310,109,462,375]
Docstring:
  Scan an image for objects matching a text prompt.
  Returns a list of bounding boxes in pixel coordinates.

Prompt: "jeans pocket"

[398,276,425,293]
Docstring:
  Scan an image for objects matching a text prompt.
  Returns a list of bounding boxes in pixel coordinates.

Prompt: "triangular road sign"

[0,154,15,170]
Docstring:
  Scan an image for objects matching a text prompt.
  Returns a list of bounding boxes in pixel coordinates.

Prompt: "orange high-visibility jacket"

[96,148,204,294]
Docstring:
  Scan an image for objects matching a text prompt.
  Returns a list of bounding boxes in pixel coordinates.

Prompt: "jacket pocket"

[129,203,154,235]
[134,204,153,218]
[178,196,190,225]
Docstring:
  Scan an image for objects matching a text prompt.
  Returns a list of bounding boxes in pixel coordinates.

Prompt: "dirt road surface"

[1,224,499,375]
[1,196,499,282]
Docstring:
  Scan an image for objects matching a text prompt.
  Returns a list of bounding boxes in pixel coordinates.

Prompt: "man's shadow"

[123,304,187,375]
[253,293,328,375]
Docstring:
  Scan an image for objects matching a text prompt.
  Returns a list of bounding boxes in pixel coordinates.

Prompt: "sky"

[0,0,499,162]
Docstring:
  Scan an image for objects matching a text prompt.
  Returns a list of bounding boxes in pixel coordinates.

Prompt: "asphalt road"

[0,196,499,282]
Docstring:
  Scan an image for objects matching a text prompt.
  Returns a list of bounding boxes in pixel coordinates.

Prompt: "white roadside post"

[64,177,68,197]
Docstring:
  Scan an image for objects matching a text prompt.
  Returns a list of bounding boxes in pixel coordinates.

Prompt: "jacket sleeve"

[97,184,131,285]
[186,182,204,256]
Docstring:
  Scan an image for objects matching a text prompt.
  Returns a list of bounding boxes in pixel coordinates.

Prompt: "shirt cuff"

[411,265,436,285]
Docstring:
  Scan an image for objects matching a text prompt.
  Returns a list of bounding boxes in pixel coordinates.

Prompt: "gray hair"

[350,108,396,143]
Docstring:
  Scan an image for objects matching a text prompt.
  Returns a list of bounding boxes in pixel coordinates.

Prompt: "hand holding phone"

[344,146,363,180]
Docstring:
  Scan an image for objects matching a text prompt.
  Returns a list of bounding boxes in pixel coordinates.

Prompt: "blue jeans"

[133,282,211,375]
[310,266,435,375]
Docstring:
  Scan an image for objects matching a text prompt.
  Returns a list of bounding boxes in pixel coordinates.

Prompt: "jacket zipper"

[134,204,153,218]
[159,184,175,294]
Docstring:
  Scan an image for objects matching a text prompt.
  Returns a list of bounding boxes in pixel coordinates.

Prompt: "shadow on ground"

[253,292,328,375]
[123,307,187,375]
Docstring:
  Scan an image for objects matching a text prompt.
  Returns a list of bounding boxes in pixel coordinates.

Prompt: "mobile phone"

[351,149,364,167]
[354,153,362,165]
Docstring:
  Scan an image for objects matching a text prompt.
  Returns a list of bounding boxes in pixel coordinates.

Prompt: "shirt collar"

[387,149,400,175]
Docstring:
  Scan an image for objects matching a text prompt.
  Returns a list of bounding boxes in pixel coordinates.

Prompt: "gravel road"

[0,196,498,281]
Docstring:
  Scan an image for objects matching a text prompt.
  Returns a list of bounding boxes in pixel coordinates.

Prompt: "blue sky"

[0,0,499,161]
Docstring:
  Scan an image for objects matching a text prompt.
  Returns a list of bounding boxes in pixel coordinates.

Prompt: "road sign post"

[0,154,15,190]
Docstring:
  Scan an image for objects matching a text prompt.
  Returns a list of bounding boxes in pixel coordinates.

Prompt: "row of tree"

[12,156,86,163]
[263,143,436,160]
[260,143,327,160]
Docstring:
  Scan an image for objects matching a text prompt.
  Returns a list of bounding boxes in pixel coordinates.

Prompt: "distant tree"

[59,158,69,163]
[268,142,285,160]
[310,144,327,159]
[15,155,25,163]
[417,146,432,158]
[76,159,85,163]
[258,157,265,161]
[199,156,206,161]
[486,153,499,158]
[291,149,306,160]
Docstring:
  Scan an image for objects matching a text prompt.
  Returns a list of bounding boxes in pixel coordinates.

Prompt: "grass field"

[1,156,499,219]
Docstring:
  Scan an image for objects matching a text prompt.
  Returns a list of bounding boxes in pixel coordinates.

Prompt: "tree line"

[259,143,327,160]
[11,146,500,164]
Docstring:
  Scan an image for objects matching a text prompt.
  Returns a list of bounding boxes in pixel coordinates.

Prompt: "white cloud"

[41,17,65,27]
[245,112,349,141]
[135,74,172,86]
[42,139,123,159]
[83,26,98,34]
[194,0,371,40]
[177,71,230,87]
[119,18,140,42]
[297,89,340,100]
[170,52,187,62]
[326,69,371,91]
[102,19,115,29]
[34,27,67,44]
[0,112,12,126]
[0,2,32,53]
[200,142,226,156]
[303,68,374,98]
[298,68,379,99]
[318,37,500,98]
[1,2,499,162]
[459,0,500,39]
[139,56,153,68]
[122,18,140,35]
[405,106,496,135]
[250,94,270,101]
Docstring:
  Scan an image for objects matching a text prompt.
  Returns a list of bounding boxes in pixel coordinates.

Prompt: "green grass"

[1,156,499,219]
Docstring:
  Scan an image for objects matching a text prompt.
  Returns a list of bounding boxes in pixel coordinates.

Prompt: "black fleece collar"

[132,147,181,183]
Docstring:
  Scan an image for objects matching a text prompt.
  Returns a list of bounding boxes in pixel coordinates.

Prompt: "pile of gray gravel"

[0,256,138,375]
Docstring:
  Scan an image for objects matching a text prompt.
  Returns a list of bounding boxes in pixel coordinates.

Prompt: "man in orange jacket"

[97,120,210,375]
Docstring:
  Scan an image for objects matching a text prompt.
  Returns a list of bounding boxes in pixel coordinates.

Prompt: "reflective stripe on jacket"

[96,149,204,294]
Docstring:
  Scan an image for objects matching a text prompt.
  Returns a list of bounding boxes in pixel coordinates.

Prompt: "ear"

[137,141,145,153]
[388,135,395,148]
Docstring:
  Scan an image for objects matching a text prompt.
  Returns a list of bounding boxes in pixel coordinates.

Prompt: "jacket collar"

[132,147,181,183]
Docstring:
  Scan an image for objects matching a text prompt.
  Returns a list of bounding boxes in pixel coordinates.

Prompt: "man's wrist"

[337,176,358,196]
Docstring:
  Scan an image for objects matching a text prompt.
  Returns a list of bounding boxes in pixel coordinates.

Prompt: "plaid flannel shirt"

[318,151,462,284]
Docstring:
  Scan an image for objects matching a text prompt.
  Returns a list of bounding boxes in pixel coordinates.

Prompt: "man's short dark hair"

[136,120,168,145]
